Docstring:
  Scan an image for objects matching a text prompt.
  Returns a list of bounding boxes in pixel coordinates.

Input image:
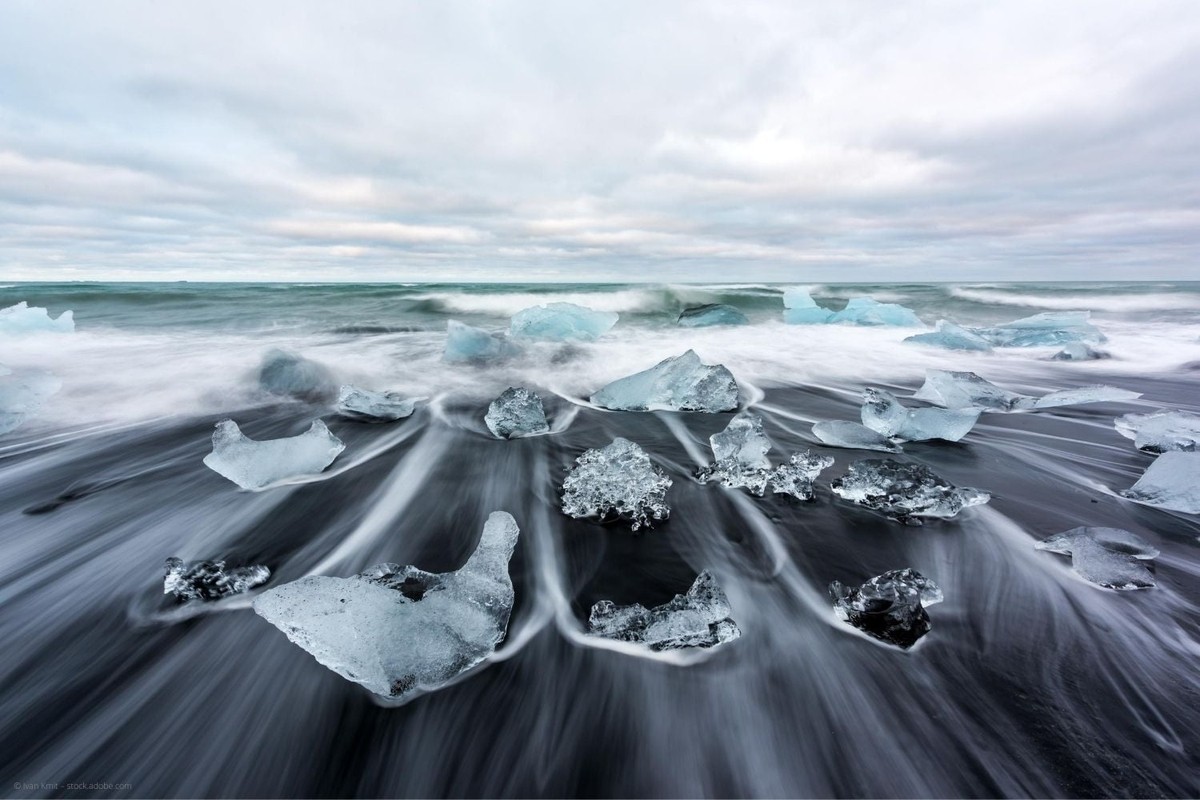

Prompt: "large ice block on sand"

[1115,410,1200,453]
[590,350,738,412]
[1034,527,1158,590]
[485,387,549,439]
[831,459,989,523]
[782,289,835,324]
[443,320,519,363]
[561,438,672,530]
[1120,451,1200,514]
[981,311,1106,348]
[203,419,346,490]
[509,302,618,341]
[588,571,741,651]
[861,388,980,442]
[0,367,62,435]
[164,557,271,602]
[254,511,519,701]
[829,297,923,327]
[258,349,337,402]
[812,421,901,453]
[0,302,74,335]
[904,320,993,352]
[913,370,1139,412]
[829,568,943,649]
[335,386,417,422]
[677,304,749,327]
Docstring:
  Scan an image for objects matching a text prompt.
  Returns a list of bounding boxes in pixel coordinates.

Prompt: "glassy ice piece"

[828,297,923,327]
[1034,527,1158,590]
[485,387,549,439]
[904,320,993,351]
[443,320,519,363]
[561,438,672,530]
[254,511,519,701]
[782,289,835,324]
[782,287,818,309]
[830,459,989,523]
[203,419,346,490]
[1019,385,1141,410]
[1052,343,1110,361]
[677,304,749,327]
[1115,409,1200,453]
[913,370,1025,411]
[509,302,618,341]
[697,414,773,494]
[768,451,835,501]
[829,568,943,648]
[812,421,901,453]
[587,571,741,651]
[164,557,271,602]
[1121,451,1200,514]
[982,311,1106,348]
[0,368,62,435]
[0,301,74,335]
[335,385,417,422]
[590,350,738,412]
[861,388,980,442]
[258,348,337,402]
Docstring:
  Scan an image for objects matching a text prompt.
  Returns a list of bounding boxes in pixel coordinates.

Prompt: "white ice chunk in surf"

[828,297,923,327]
[254,511,519,701]
[587,571,741,651]
[485,387,550,439]
[830,458,989,524]
[1115,409,1200,453]
[812,420,901,453]
[1120,451,1200,514]
[335,386,417,422]
[1021,385,1142,409]
[590,350,738,412]
[0,301,74,335]
[203,419,346,490]
[861,388,980,442]
[258,349,337,402]
[1051,343,1110,361]
[982,311,1106,348]
[913,370,1140,412]
[509,302,618,341]
[904,320,993,351]
[1034,527,1158,590]
[561,438,672,530]
[443,320,519,363]
[0,367,62,435]
[782,289,835,324]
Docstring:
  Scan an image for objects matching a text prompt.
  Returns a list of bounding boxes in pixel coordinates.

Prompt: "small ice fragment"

[768,451,835,501]
[254,511,519,701]
[203,419,346,490]
[1052,343,1109,361]
[981,311,1106,348]
[587,571,741,651]
[258,349,337,402]
[904,320,993,351]
[485,387,550,439]
[1115,409,1200,453]
[861,388,980,442]
[590,350,739,412]
[561,438,672,530]
[781,289,835,324]
[830,459,989,523]
[1020,385,1141,410]
[697,414,774,494]
[164,557,271,601]
[828,297,923,327]
[913,370,1025,411]
[1034,527,1158,590]
[335,385,417,422]
[509,302,618,341]
[812,421,901,453]
[0,301,74,335]
[829,568,943,648]
[677,304,749,327]
[0,368,62,435]
[443,320,519,363]
[1120,451,1200,514]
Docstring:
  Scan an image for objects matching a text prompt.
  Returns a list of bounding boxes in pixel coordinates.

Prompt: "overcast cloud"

[1,0,1198,282]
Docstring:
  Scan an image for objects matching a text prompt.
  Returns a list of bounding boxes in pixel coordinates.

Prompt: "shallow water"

[1,283,1198,798]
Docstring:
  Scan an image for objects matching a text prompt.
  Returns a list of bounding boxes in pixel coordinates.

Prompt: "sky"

[0,0,1198,283]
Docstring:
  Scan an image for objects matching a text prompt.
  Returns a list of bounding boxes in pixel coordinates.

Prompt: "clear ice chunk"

[0,301,74,335]
[981,311,1106,348]
[254,511,520,701]
[1115,409,1200,453]
[485,387,550,439]
[829,568,943,648]
[1120,451,1200,514]
[828,297,923,327]
[335,385,417,422]
[697,415,832,499]
[781,289,835,324]
[677,304,749,327]
[258,349,337,402]
[768,451,835,501]
[1052,343,1110,361]
[812,420,902,452]
[561,438,672,530]
[1020,385,1141,409]
[830,459,990,523]
[0,367,62,435]
[1034,527,1158,590]
[913,370,1139,412]
[509,302,618,341]
[590,350,739,412]
[443,320,519,363]
[164,557,271,601]
[861,388,980,442]
[587,571,741,651]
[904,320,993,351]
[203,419,346,490]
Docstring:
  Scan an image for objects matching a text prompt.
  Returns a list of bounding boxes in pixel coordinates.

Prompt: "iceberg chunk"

[1121,451,1200,514]
[812,421,901,453]
[830,459,989,523]
[254,511,519,701]
[0,367,62,435]
[1115,409,1200,453]
[590,350,738,412]
[509,302,618,341]
[485,387,550,439]
[913,370,1139,412]
[768,451,835,501]
[697,414,773,494]
[861,388,980,443]
[0,301,74,335]
[829,568,943,649]
[164,557,271,601]
[335,386,417,422]
[677,304,749,327]
[561,438,672,530]
[828,297,923,327]
[203,419,346,490]
[1052,343,1109,361]
[904,320,993,351]
[982,311,1105,348]
[1020,385,1141,410]
[1034,527,1158,590]
[443,320,518,363]
[587,571,740,651]
[258,349,337,402]
[781,289,835,324]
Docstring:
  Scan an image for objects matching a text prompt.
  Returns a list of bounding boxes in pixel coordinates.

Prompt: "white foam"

[949,286,1200,312]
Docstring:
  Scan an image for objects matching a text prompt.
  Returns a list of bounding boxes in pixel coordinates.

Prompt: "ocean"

[1,282,1198,797]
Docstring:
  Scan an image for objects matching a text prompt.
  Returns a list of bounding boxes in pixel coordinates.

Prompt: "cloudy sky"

[1,0,1198,282]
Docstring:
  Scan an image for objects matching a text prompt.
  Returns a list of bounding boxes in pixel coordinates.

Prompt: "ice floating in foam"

[509,302,618,341]
[0,366,62,435]
[828,297,923,327]
[861,388,980,443]
[812,420,901,453]
[781,288,834,324]
[335,386,417,422]
[829,568,943,649]
[697,414,833,498]
[904,320,993,352]
[913,370,1140,412]
[590,350,738,412]
[203,419,346,490]
[164,557,271,602]
[1115,409,1200,453]
[485,387,549,439]
[830,459,989,524]
[1052,343,1110,361]
[443,320,519,363]
[587,571,741,651]
[254,511,519,701]
[1120,451,1200,514]
[561,438,671,530]
[1034,527,1158,590]
[677,303,749,327]
[0,301,74,335]
[258,349,337,402]
[982,311,1106,348]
